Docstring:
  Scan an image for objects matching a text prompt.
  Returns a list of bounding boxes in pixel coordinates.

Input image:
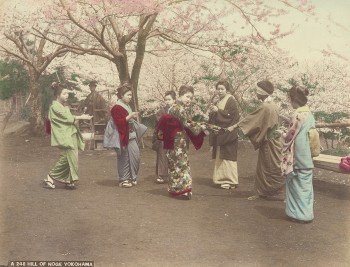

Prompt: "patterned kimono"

[282,105,315,222]
[238,102,284,197]
[155,103,207,196]
[156,102,223,196]
[168,104,205,196]
[48,100,85,184]
[111,101,141,183]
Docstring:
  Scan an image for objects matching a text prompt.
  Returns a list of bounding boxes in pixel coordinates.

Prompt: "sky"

[0,0,349,67]
[276,0,350,65]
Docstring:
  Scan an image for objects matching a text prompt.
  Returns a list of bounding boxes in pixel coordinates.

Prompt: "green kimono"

[48,100,85,184]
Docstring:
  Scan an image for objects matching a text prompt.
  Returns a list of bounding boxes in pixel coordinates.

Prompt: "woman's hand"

[208,104,218,113]
[200,124,207,131]
[126,112,139,121]
[227,124,237,132]
[75,114,93,120]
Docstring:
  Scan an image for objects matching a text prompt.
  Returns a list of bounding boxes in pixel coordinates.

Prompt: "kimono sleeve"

[111,105,129,146]
[49,103,75,126]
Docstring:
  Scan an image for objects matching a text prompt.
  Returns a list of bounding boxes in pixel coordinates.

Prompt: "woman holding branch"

[156,85,223,199]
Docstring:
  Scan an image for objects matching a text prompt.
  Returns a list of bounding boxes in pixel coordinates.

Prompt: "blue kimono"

[284,106,315,222]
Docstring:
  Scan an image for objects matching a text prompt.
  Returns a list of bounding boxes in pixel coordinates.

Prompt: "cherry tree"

[0,5,81,134]
[33,0,315,113]
[49,54,119,104]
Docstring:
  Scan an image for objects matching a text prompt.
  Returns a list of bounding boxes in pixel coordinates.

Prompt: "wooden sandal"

[65,183,76,190]
[43,179,55,189]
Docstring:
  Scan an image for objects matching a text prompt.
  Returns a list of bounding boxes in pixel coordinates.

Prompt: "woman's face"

[216,84,227,99]
[290,99,299,109]
[287,94,298,109]
[121,91,132,104]
[179,92,193,106]
[164,95,175,106]
[58,89,69,103]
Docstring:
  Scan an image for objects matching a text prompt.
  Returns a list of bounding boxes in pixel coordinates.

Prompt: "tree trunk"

[28,68,44,135]
[113,46,142,111]
[130,32,148,114]
[114,55,131,85]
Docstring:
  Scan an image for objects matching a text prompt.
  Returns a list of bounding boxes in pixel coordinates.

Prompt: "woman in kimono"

[111,84,141,188]
[152,90,176,184]
[155,85,210,200]
[282,86,316,223]
[228,80,284,200]
[208,80,240,189]
[44,82,92,189]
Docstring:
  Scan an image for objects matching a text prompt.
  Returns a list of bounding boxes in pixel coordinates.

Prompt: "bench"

[313,154,349,174]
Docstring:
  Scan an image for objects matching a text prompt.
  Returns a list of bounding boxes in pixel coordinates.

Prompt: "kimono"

[152,106,171,178]
[48,100,85,184]
[238,102,284,197]
[209,94,240,186]
[282,105,315,222]
[79,91,108,123]
[155,103,206,196]
[111,101,147,183]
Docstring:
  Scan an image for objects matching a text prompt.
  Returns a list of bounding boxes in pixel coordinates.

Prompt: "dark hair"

[51,82,64,97]
[289,85,309,106]
[178,85,194,97]
[117,84,132,99]
[257,80,274,95]
[164,90,176,100]
[89,80,97,87]
[215,80,230,91]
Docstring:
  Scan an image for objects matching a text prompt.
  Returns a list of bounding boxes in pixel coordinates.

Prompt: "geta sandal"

[43,180,55,189]
[65,183,76,190]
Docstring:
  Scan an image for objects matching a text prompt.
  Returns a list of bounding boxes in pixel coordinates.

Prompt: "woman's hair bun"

[297,86,309,97]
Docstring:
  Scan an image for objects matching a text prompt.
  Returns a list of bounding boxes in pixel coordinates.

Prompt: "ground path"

[0,135,349,267]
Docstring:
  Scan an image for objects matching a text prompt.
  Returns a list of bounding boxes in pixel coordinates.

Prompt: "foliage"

[321,148,350,157]
[0,60,29,100]
[19,105,31,121]
[314,111,348,124]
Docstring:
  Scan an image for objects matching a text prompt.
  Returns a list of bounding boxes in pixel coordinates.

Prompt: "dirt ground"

[0,132,349,267]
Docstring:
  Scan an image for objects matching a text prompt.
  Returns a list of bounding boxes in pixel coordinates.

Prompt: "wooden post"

[316,122,350,128]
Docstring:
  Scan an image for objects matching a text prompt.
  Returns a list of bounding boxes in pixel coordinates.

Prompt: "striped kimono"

[48,100,85,184]
[111,101,144,184]
[238,102,284,197]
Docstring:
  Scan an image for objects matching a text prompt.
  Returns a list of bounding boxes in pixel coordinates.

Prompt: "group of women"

[44,80,317,224]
